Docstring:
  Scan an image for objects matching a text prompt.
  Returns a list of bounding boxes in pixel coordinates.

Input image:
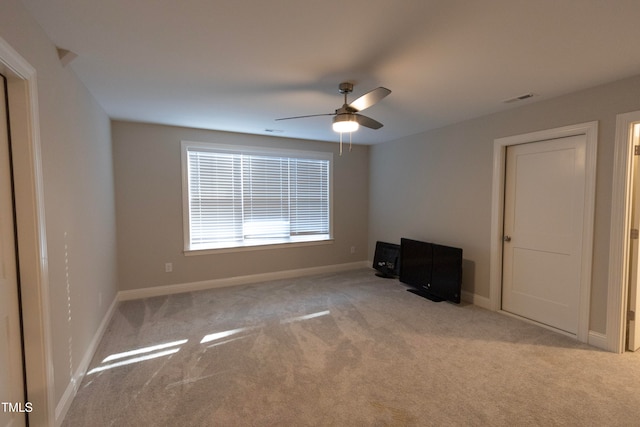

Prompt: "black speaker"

[372,241,400,278]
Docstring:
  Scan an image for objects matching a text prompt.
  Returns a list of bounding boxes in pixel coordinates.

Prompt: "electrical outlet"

[165,262,173,273]
[350,246,356,254]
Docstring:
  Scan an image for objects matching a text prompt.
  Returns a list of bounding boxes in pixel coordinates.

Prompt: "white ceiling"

[20,0,640,144]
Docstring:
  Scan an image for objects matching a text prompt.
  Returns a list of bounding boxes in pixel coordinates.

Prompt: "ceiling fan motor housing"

[338,82,354,94]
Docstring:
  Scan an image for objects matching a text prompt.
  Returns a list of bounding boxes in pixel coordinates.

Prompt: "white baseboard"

[588,330,608,351]
[461,290,492,310]
[55,295,119,426]
[118,261,369,301]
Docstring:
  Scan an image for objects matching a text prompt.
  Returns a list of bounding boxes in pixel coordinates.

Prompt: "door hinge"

[632,229,639,240]
[629,310,636,321]
[635,145,640,155]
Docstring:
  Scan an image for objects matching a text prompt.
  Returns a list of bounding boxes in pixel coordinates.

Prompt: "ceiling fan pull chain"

[349,132,353,152]
[339,132,343,156]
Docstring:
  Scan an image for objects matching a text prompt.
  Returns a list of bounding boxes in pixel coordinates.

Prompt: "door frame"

[608,111,640,353]
[489,121,598,343]
[0,37,55,426]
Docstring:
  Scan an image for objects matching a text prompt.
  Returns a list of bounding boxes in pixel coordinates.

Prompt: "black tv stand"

[407,288,445,302]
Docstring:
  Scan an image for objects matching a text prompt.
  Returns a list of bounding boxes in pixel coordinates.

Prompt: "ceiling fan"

[275,82,391,134]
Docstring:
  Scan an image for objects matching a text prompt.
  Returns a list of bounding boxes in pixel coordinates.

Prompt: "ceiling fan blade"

[355,114,383,130]
[348,87,391,112]
[275,113,334,121]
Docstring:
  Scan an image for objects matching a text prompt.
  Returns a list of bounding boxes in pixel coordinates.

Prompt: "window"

[182,142,332,252]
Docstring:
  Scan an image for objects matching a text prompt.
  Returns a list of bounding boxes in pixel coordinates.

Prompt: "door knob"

[503,235,512,242]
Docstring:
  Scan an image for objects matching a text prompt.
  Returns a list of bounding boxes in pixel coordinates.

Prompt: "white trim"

[489,139,507,312]
[54,296,118,425]
[607,111,640,353]
[489,122,598,344]
[0,37,55,426]
[186,235,333,255]
[461,291,491,310]
[181,140,335,160]
[118,261,368,301]
[588,330,608,351]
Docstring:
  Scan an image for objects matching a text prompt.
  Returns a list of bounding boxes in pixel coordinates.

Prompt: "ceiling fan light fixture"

[332,114,359,133]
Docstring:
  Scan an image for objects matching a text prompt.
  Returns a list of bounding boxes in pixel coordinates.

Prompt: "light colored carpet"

[62,269,640,426]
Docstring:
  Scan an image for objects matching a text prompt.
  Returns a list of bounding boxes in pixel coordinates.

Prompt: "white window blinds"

[184,143,331,250]
[290,159,329,236]
[187,151,243,245]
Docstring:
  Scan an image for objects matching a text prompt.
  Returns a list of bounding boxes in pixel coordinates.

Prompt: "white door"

[628,123,640,351]
[0,75,27,427]
[502,134,587,334]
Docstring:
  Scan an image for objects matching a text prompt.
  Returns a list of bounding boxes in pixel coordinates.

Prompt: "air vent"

[503,93,535,104]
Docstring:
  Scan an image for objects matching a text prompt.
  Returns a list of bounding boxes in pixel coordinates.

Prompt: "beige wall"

[370,74,640,335]
[0,0,118,411]
[112,121,369,291]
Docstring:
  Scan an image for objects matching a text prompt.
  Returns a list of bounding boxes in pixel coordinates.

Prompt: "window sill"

[184,235,334,256]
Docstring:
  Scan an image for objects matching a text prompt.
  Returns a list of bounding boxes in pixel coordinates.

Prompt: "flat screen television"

[399,238,462,303]
[372,241,400,278]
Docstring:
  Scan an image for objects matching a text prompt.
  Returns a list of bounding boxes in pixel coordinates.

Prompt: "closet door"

[501,134,587,334]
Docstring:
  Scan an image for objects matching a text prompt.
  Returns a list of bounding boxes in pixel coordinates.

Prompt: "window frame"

[181,141,334,255]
